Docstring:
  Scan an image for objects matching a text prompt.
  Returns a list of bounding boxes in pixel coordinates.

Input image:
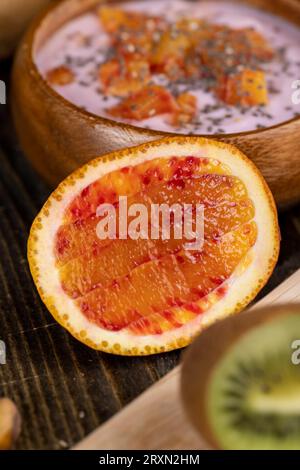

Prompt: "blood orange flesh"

[28,137,279,355]
[56,157,256,333]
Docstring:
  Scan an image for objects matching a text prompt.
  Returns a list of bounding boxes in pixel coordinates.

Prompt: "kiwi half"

[181,305,300,450]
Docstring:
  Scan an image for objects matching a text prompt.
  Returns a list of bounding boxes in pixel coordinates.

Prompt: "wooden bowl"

[12,0,300,207]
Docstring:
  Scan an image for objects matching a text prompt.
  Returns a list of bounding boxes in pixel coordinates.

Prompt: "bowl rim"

[22,0,300,139]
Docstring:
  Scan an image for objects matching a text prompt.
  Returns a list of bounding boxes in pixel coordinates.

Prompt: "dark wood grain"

[1,58,300,449]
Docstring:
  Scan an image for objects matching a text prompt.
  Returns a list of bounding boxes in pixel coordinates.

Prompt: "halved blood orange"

[28,137,280,355]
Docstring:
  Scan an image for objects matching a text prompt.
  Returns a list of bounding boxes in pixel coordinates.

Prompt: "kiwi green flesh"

[207,312,300,450]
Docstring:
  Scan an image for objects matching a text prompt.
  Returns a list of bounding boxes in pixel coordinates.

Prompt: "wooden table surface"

[1,58,300,450]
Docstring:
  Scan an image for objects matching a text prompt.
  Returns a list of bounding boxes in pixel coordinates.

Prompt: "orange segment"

[76,222,257,332]
[60,236,182,299]
[56,173,254,266]
[59,197,254,298]
[56,156,236,265]
[28,137,279,355]
[64,156,231,223]
[57,161,257,320]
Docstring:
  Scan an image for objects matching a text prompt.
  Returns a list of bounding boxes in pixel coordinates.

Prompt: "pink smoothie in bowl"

[35,0,300,135]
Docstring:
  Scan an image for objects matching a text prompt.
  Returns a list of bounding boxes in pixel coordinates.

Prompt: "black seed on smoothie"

[64,55,73,65]
[277,46,287,56]
[81,36,93,47]
[269,85,280,94]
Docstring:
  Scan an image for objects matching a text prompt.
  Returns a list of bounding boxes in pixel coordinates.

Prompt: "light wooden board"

[73,269,300,450]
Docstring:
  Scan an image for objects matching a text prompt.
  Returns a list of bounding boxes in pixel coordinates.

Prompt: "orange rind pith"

[28,137,280,355]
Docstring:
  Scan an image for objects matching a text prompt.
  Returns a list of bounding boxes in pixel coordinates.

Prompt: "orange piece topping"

[46,65,75,86]
[106,85,178,120]
[170,93,197,126]
[99,58,151,97]
[150,30,191,73]
[217,69,268,106]
[99,6,151,34]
